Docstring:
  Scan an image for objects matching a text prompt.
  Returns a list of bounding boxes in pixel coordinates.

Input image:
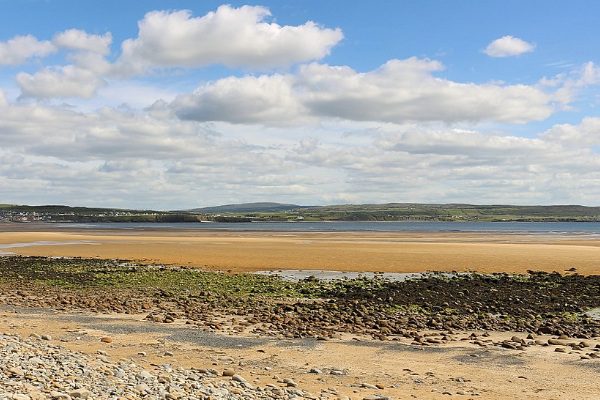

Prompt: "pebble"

[100,336,112,343]
[69,389,91,399]
[0,333,308,400]
[361,383,379,390]
[50,391,70,399]
[222,368,235,377]
[283,378,298,387]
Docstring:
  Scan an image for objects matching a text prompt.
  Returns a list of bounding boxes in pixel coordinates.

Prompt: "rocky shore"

[0,333,311,400]
[1,256,598,341]
[1,256,599,399]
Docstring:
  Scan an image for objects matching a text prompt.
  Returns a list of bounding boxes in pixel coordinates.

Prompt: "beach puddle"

[586,307,600,321]
[254,269,425,282]
[0,241,98,256]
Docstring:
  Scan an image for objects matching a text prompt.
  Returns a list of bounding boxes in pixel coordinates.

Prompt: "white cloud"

[542,117,600,146]
[484,35,535,57]
[17,65,106,99]
[116,5,343,74]
[16,30,113,99]
[1,92,600,207]
[172,74,306,124]
[0,35,55,65]
[53,29,112,55]
[0,88,7,107]
[171,57,554,125]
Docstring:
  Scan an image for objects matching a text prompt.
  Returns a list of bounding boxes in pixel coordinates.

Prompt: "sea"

[57,221,600,235]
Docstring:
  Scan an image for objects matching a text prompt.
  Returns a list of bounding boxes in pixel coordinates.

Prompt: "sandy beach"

[1,225,599,274]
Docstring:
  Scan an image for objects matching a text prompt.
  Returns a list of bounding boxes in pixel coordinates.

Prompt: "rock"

[308,368,322,374]
[7,366,24,377]
[361,383,379,389]
[100,336,112,343]
[41,334,52,341]
[232,374,246,383]
[68,389,91,399]
[363,396,389,400]
[50,391,70,399]
[283,378,297,387]
[222,368,235,376]
[135,383,150,393]
[548,339,566,346]
[555,347,566,353]
[164,351,174,356]
[10,395,31,400]
[137,370,153,381]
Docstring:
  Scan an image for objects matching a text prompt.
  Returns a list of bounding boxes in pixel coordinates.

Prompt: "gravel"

[0,333,310,400]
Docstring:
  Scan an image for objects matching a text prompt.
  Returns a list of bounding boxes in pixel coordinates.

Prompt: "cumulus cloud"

[0,88,7,107]
[16,30,113,99]
[53,29,112,55]
[17,65,106,99]
[0,35,55,65]
[171,57,554,125]
[542,117,600,146]
[484,35,535,57]
[116,5,343,74]
[172,74,306,124]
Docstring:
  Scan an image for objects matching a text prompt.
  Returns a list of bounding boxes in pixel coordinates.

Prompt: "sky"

[1,1,600,209]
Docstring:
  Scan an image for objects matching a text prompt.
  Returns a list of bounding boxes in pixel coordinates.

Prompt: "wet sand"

[1,227,599,274]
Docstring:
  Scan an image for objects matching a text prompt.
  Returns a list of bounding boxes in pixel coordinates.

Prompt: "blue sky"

[1,1,600,207]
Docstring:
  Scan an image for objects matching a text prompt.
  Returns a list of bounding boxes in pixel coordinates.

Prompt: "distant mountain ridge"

[191,202,305,213]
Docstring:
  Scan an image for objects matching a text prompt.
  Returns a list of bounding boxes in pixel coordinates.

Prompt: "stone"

[137,370,153,381]
[7,366,24,377]
[361,383,379,390]
[100,336,112,343]
[283,378,297,387]
[69,389,91,399]
[41,334,52,341]
[222,368,235,377]
[49,391,70,399]
[135,384,150,393]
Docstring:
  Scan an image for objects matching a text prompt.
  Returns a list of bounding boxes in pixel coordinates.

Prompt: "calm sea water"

[58,221,600,235]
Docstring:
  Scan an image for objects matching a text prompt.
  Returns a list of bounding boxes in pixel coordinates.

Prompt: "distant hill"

[192,202,304,213]
[3,202,600,222]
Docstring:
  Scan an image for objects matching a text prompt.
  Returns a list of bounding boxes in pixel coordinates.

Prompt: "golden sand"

[1,228,599,274]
